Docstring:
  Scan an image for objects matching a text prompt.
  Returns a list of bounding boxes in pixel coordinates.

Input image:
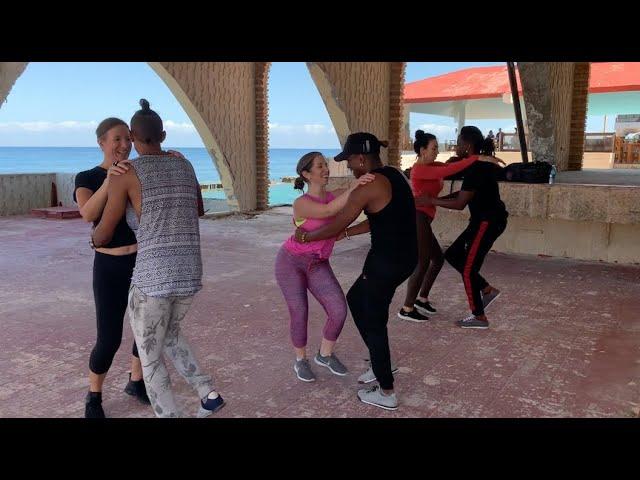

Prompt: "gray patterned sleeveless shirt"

[126,155,202,297]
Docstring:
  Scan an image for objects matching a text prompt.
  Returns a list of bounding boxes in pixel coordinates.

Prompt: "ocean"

[0,146,341,205]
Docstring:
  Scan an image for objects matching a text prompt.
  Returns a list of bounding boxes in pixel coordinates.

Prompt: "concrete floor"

[0,208,639,418]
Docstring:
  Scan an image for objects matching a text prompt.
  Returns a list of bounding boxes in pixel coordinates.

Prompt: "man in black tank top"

[294,133,417,411]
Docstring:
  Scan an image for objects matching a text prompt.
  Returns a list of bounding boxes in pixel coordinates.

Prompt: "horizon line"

[0,145,344,150]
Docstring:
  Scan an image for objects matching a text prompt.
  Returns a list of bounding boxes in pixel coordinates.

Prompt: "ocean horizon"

[0,146,341,182]
[0,146,342,205]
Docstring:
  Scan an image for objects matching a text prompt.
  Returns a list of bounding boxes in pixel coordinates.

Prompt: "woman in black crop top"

[74,117,148,418]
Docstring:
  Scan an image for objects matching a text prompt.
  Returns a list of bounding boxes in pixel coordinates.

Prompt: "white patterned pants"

[128,285,213,418]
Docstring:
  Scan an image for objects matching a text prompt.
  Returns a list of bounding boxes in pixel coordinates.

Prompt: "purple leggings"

[275,246,347,349]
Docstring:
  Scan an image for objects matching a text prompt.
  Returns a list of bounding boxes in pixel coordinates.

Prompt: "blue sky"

[0,62,615,148]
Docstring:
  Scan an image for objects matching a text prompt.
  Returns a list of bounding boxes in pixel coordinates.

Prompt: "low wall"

[328,176,640,264]
[0,173,76,216]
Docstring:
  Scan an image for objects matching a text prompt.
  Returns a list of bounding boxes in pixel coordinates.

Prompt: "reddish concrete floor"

[0,209,639,418]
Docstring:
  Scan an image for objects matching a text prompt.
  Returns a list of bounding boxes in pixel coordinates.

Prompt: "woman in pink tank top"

[275,151,374,382]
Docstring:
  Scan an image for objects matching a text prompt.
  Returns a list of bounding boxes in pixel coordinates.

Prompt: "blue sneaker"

[314,351,348,376]
[481,288,501,310]
[456,315,489,329]
[197,391,225,418]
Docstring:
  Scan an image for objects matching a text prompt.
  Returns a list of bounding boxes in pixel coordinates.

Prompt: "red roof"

[404,63,640,104]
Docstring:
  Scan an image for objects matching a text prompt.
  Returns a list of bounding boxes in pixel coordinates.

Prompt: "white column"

[457,101,466,132]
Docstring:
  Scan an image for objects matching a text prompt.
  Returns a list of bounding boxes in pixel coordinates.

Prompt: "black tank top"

[365,166,417,262]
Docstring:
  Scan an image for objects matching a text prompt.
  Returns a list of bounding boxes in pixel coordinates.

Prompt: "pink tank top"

[283,191,336,259]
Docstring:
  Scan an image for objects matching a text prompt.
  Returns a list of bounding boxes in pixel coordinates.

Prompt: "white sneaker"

[357,365,399,384]
[357,385,398,411]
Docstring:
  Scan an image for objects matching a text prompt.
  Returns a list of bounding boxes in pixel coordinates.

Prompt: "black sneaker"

[197,391,225,418]
[414,299,437,315]
[85,391,105,419]
[456,315,489,329]
[124,373,151,405]
[397,308,429,323]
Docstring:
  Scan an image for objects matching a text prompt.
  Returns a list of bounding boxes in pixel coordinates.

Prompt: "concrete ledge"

[446,180,640,225]
[31,206,81,220]
[329,176,640,225]
[432,209,640,264]
[328,175,640,264]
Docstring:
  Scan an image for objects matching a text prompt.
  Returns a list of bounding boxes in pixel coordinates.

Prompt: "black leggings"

[403,211,445,307]
[347,252,416,390]
[445,218,507,316]
[89,251,139,375]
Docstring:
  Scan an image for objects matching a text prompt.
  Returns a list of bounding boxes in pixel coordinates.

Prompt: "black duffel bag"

[503,161,553,183]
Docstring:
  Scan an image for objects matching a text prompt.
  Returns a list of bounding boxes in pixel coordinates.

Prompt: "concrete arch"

[0,62,28,106]
[148,62,239,210]
[305,62,351,147]
[150,62,267,212]
[306,62,406,175]
[0,62,266,212]
[2,61,410,208]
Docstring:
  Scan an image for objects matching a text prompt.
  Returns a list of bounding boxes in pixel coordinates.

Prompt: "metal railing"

[444,133,529,152]
[614,136,640,164]
[497,133,529,152]
[421,131,619,155]
[584,133,615,152]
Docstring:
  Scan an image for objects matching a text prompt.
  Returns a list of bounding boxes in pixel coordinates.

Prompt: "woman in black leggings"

[75,118,148,418]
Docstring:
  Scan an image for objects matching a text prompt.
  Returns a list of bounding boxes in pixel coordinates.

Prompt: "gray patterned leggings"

[127,285,214,417]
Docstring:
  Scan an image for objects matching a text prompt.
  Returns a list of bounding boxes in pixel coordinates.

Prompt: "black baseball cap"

[334,132,387,162]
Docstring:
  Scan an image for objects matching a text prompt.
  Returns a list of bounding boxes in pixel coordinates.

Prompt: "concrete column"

[254,62,270,210]
[403,103,411,150]
[519,62,575,170]
[518,62,555,164]
[456,101,466,132]
[567,63,591,171]
[387,62,405,167]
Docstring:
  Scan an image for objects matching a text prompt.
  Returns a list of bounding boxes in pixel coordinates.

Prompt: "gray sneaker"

[357,365,399,384]
[481,288,501,310]
[294,359,316,382]
[357,385,398,411]
[314,352,348,376]
[456,315,489,329]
